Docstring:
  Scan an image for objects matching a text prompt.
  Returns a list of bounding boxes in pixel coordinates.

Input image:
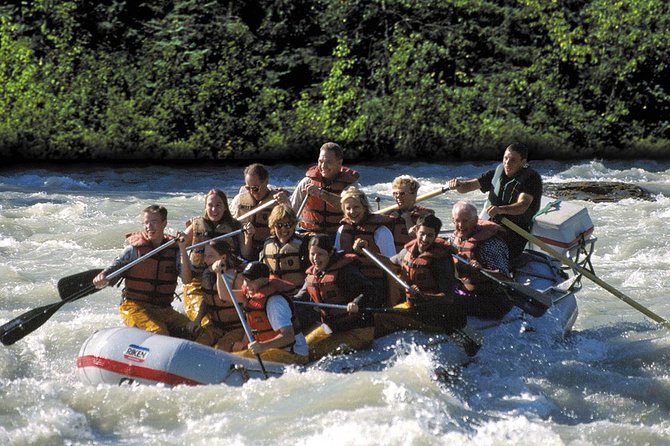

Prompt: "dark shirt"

[478,165,542,230]
[391,244,456,295]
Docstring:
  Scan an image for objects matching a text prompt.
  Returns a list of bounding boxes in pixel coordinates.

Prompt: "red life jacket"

[305,253,364,330]
[200,270,242,331]
[243,277,301,344]
[452,220,504,292]
[339,213,394,279]
[300,165,360,234]
[401,237,453,296]
[122,232,179,307]
[390,205,434,252]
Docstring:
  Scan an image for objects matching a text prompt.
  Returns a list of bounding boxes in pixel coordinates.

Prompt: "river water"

[1,159,669,445]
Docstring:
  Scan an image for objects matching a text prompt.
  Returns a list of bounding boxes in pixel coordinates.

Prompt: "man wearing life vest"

[289,142,361,236]
[447,143,543,259]
[231,163,290,260]
[293,235,377,362]
[93,205,193,338]
[382,175,435,252]
[335,186,397,307]
[447,201,514,319]
[355,215,466,337]
[223,261,309,365]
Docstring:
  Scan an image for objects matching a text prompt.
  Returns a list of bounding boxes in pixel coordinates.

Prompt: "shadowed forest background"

[1,0,669,162]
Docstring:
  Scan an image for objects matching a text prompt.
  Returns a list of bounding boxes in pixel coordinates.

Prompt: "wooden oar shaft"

[187,229,244,251]
[501,217,670,329]
[375,186,449,215]
[219,273,269,378]
[236,198,277,221]
[296,193,310,219]
[360,247,412,292]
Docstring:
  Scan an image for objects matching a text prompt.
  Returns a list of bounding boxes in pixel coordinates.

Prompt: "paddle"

[0,238,179,346]
[375,186,451,215]
[187,229,244,251]
[294,300,480,357]
[359,247,482,356]
[296,193,310,220]
[236,198,278,222]
[501,217,670,329]
[218,272,269,379]
[452,254,552,317]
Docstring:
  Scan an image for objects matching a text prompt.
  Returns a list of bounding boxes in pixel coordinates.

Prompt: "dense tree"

[0,0,668,161]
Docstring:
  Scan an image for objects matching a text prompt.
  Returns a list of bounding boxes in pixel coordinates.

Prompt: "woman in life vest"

[230,163,290,260]
[218,261,309,365]
[182,188,251,323]
[293,235,377,362]
[382,175,435,253]
[188,240,246,352]
[92,205,193,338]
[335,186,399,307]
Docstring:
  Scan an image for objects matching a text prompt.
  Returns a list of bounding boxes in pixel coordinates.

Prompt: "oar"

[375,186,450,215]
[219,272,269,379]
[236,198,277,222]
[296,193,310,219]
[452,254,551,317]
[501,217,670,329]
[0,238,179,346]
[360,247,482,356]
[187,229,244,251]
[294,300,480,357]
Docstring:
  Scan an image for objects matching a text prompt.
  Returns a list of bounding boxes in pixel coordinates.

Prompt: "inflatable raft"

[77,198,593,387]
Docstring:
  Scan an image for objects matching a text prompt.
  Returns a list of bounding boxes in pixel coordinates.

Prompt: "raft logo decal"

[123,344,150,363]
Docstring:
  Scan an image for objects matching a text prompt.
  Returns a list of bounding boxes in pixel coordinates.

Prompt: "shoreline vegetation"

[1,1,669,162]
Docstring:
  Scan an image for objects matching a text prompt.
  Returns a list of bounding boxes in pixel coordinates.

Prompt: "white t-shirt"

[266,295,308,357]
[334,224,396,257]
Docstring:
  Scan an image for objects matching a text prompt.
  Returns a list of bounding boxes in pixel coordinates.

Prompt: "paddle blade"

[57,269,103,300]
[0,301,65,346]
[503,282,552,317]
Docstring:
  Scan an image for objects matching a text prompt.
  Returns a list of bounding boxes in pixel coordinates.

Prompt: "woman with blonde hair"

[383,175,435,252]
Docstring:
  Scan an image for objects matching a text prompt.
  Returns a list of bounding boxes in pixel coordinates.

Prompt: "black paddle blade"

[57,269,103,300]
[0,301,66,346]
[504,282,552,317]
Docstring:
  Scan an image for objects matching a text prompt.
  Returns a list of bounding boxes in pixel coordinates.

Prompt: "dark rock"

[543,181,653,202]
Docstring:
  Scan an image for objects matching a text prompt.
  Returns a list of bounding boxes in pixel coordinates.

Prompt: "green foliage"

[1,0,669,161]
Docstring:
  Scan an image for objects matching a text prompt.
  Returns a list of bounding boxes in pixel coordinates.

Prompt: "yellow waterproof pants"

[233,347,309,366]
[305,325,375,362]
[119,299,192,339]
[182,280,209,325]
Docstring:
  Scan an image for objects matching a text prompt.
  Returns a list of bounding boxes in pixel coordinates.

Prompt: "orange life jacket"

[122,232,179,307]
[401,237,453,296]
[200,270,242,331]
[305,253,365,330]
[243,277,301,344]
[452,220,504,293]
[300,165,360,234]
[187,216,239,276]
[390,205,434,252]
[338,213,394,279]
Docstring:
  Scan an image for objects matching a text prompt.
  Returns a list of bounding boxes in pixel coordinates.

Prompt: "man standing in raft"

[93,205,193,339]
[447,143,542,259]
[290,142,360,236]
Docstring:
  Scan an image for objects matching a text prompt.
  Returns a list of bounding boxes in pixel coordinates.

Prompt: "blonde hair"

[268,205,297,237]
[340,186,371,214]
[392,175,420,194]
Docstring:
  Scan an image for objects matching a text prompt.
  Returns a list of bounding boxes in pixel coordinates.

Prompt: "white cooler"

[529,196,594,257]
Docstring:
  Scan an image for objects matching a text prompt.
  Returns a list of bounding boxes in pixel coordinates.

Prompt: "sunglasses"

[244,185,260,192]
[274,222,294,229]
[392,191,408,197]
